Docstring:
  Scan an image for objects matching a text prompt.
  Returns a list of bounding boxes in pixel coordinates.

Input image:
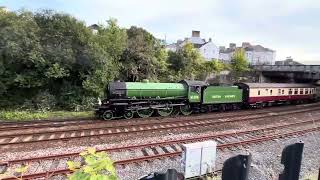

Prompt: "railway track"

[1,102,318,131]
[1,118,319,180]
[0,106,319,148]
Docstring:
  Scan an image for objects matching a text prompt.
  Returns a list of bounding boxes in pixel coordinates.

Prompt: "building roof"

[220,43,275,53]
[187,37,206,45]
[88,24,100,30]
[242,83,315,88]
[166,43,177,48]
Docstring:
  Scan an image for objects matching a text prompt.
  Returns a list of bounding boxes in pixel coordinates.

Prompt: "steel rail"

[0,107,319,147]
[2,125,319,180]
[1,118,319,166]
[1,102,318,131]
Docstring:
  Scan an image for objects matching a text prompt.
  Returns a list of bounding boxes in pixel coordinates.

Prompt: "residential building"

[165,31,219,61]
[88,24,99,34]
[219,42,276,65]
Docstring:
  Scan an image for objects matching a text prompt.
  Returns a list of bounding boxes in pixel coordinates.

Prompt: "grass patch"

[0,110,94,121]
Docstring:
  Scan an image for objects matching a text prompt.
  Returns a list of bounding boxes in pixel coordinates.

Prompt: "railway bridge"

[252,65,320,84]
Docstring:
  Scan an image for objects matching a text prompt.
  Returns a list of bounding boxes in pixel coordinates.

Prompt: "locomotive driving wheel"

[123,110,134,119]
[137,108,154,118]
[157,102,173,117]
[102,110,113,120]
[180,104,192,116]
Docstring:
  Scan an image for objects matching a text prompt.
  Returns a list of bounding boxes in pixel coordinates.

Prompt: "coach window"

[278,89,281,95]
[282,90,285,94]
[311,89,314,94]
[289,89,292,95]
[305,88,309,94]
[294,88,298,95]
[270,90,273,95]
[258,90,260,95]
[299,88,303,94]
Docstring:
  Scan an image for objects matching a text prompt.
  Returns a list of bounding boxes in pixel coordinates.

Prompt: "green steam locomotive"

[95,80,243,120]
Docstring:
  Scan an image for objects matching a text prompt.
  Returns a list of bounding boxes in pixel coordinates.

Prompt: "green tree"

[33,10,99,109]
[83,18,127,97]
[203,59,226,74]
[120,26,166,82]
[230,48,249,82]
[167,42,204,80]
[0,9,125,110]
[0,10,45,107]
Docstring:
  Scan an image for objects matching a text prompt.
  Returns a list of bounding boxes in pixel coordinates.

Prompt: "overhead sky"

[1,0,320,64]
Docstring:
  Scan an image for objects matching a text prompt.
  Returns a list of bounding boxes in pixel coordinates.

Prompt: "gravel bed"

[116,131,320,180]
[2,114,318,162]
[3,109,319,153]
[0,110,319,179]
[1,123,318,179]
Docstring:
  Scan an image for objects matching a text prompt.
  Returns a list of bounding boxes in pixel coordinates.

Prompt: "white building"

[219,42,276,65]
[165,31,219,61]
[198,39,219,60]
[0,6,9,12]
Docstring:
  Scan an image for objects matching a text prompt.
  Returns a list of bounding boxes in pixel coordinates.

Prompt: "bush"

[33,91,56,111]
[67,147,117,180]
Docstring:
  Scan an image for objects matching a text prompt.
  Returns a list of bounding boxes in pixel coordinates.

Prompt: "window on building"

[289,89,293,95]
[270,90,273,95]
[258,90,260,95]
[299,88,303,94]
[282,90,285,94]
[294,88,298,95]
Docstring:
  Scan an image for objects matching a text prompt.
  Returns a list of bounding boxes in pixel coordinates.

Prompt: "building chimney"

[229,43,236,49]
[192,30,200,37]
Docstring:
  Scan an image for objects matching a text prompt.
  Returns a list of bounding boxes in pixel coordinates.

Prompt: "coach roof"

[242,83,315,88]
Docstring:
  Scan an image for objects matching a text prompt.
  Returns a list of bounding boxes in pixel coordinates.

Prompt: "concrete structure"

[165,31,219,61]
[274,57,303,65]
[219,42,276,65]
[253,65,320,83]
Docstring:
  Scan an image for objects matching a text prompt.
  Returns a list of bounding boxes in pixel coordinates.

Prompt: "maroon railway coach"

[236,83,317,107]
